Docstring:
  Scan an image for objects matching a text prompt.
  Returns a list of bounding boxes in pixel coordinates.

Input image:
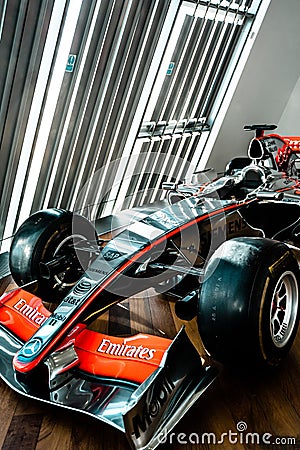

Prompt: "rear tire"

[9,209,97,302]
[198,237,300,367]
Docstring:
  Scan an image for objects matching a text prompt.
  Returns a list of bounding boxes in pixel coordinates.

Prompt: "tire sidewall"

[9,209,96,300]
[251,246,300,366]
[10,209,72,286]
[198,238,300,366]
[33,219,71,278]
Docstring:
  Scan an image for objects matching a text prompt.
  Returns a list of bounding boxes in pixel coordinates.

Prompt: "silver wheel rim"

[270,271,298,348]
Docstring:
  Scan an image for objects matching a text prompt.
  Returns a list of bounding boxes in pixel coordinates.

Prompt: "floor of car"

[0,275,299,450]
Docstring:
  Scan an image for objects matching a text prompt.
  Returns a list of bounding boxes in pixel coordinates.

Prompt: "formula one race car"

[0,124,300,449]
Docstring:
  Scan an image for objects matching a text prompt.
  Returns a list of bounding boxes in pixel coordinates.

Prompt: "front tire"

[9,208,97,302]
[198,237,300,367]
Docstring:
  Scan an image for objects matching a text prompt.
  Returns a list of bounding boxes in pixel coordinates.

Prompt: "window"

[112,0,265,211]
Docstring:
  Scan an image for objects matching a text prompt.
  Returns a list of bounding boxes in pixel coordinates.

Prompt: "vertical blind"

[0,0,263,251]
[113,0,264,211]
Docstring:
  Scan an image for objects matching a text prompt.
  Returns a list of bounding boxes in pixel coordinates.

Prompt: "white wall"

[278,74,300,134]
[207,0,300,172]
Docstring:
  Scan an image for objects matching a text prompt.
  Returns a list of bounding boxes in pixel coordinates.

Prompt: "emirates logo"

[13,299,47,325]
[97,337,156,361]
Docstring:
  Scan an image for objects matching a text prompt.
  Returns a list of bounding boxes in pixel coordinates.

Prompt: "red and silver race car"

[0,124,299,449]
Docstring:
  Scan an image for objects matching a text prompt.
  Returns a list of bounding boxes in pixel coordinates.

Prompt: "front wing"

[0,297,217,450]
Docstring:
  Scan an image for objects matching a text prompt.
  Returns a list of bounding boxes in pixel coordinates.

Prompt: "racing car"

[0,124,299,449]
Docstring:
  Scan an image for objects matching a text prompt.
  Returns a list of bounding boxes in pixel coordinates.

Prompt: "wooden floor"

[0,275,299,450]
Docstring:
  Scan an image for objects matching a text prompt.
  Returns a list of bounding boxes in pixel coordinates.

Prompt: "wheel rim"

[270,271,298,348]
[53,234,94,288]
